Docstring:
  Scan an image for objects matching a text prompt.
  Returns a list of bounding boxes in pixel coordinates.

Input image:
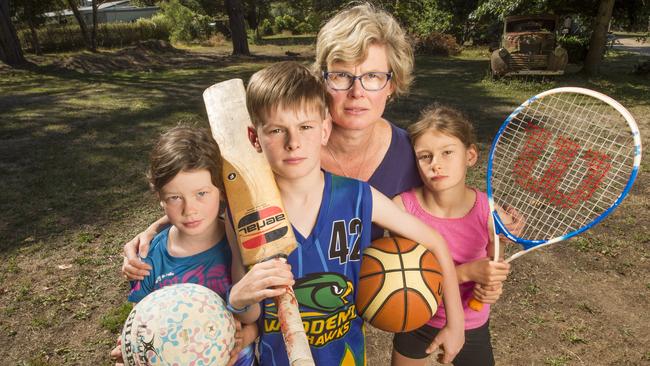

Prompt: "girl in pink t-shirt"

[392,105,513,366]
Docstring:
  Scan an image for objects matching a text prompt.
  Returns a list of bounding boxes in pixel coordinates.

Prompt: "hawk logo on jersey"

[293,273,353,312]
[263,272,358,347]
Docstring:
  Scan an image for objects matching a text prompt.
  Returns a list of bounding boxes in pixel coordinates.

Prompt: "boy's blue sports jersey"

[258,172,373,366]
[129,227,256,366]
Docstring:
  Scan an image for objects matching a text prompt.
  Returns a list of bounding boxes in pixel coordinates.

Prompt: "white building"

[46,0,159,24]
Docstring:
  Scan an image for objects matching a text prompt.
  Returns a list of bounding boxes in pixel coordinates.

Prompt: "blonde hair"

[246,61,328,127]
[408,104,477,148]
[313,2,413,97]
[147,126,223,192]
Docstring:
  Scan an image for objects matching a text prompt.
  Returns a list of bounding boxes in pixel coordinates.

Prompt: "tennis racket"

[468,87,642,311]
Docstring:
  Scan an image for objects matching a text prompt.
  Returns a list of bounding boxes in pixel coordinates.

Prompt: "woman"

[123,2,421,276]
[314,3,422,240]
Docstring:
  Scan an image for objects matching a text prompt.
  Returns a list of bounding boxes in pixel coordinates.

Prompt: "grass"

[1,43,649,364]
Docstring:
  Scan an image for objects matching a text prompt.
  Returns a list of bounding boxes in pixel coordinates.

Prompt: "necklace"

[327,124,376,179]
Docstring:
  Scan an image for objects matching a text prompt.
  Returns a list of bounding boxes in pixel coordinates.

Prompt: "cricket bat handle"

[276,287,314,366]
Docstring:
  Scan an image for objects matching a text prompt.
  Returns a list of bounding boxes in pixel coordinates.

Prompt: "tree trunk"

[245,0,258,31]
[0,0,27,66]
[583,0,615,75]
[91,0,98,51]
[28,21,41,55]
[67,0,94,52]
[225,0,250,55]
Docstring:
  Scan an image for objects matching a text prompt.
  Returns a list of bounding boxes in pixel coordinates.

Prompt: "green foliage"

[470,0,528,21]
[130,0,159,6]
[294,22,313,35]
[391,1,455,37]
[258,18,273,36]
[262,0,319,35]
[558,34,589,63]
[274,14,299,33]
[17,19,170,53]
[160,0,212,43]
[12,0,54,28]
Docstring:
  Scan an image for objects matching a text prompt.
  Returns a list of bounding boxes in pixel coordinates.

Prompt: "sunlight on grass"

[1,43,648,366]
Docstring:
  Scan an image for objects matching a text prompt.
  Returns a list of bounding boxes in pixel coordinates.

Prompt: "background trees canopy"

[2,0,649,67]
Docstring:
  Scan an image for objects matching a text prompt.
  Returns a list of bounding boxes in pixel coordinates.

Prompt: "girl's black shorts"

[392,321,494,366]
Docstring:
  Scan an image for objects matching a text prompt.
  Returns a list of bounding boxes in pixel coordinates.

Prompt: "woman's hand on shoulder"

[121,230,155,281]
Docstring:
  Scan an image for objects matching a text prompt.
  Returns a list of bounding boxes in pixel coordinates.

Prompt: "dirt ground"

[0,42,648,365]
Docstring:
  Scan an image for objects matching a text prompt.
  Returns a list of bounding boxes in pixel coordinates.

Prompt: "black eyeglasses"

[323,71,393,91]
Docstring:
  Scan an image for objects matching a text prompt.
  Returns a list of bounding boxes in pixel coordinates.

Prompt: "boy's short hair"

[147,125,223,192]
[408,104,477,148]
[246,61,328,127]
[313,2,413,97]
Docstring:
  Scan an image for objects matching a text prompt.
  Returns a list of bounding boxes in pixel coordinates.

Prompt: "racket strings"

[492,92,637,241]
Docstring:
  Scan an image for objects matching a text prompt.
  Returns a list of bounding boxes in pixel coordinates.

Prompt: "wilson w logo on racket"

[513,123,613,209]
[469,87,642,312]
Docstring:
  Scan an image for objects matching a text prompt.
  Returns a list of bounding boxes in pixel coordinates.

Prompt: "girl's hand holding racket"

[469,87,642,312]
[461,257,510,285]
[473,282,504,304]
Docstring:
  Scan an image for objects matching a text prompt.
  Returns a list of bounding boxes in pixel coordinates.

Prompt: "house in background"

[46,0,159,25]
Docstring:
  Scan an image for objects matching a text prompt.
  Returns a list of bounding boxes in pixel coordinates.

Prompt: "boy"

[225,61,465,366]
[110,126,258,366]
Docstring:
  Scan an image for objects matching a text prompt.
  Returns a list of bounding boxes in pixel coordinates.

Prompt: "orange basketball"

[355,237,443,333]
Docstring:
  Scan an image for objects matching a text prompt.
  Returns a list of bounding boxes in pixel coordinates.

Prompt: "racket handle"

[275,287,315,366]
[468,297,484,312]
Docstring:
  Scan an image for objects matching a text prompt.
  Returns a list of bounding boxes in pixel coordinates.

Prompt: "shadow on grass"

[0,60,270,253]
[0,49,648,255]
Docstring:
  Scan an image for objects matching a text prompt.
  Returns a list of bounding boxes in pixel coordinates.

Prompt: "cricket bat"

[203,79,314,366]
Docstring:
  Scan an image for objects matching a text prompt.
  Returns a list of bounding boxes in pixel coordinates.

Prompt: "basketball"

[356,237,444,333]
[121,283,236,366]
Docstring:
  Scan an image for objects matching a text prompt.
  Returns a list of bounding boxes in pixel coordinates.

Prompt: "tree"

[66,0,95,52]
[12,0,56,55]
[583,0,615,75]
[225,0,249,55]
[90,0,109,52]
[0,0,27,66]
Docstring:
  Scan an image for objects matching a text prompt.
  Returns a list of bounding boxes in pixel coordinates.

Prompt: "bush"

[18,19,170,53]
[274,14,298,34]
[412,32,462,56]
[160,0,212,43]
[200,32,227,47]
[258,18,273,36]
[558,35,589,63]
[294,22,313,35]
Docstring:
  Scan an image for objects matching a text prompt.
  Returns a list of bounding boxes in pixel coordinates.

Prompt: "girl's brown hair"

[408,104,477,148]
[147,126,223,192]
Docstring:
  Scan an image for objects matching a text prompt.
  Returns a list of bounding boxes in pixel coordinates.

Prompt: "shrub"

[558,35,589,64]
[258,18,273,36]
[274,14,298,33]
[412,32,462,56]
[200,32,227,47]
[160,0,212,43]
[294,22,313,35]
[18,20,170,53]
